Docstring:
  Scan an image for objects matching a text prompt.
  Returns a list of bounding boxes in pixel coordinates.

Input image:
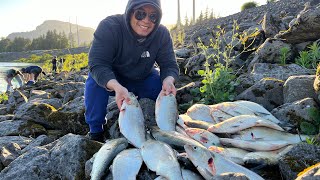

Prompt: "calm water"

[0,62,36,93]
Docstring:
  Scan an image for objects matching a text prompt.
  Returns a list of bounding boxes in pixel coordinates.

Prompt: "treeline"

[0,30,69,52]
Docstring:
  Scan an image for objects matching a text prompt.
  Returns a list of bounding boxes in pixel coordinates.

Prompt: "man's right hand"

[106,79,131,109]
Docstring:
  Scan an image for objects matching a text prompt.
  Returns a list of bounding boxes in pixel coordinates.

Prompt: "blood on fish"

[251,132,255,139]
[200,136,208,143]
[208,157,216,175]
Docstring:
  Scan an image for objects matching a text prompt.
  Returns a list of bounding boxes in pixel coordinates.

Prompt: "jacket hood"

[124,0,162,41]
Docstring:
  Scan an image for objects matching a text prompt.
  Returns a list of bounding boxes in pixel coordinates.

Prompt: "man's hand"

[106,79,131,109]
[162,76,176,96]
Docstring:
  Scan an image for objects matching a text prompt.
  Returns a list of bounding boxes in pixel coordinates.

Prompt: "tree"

[184,13,189,27]
[0,38,12,52]
[9,37,31,52]
[197,11,204,24]
[204,6,209,20]
[241,1,258,11]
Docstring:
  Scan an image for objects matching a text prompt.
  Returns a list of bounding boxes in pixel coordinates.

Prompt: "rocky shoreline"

[0,0,320,179]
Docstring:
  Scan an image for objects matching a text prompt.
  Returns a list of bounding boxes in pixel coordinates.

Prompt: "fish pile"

[90,93,307,180]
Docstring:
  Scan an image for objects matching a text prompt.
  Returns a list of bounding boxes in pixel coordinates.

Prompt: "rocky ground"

[0,0,320,179]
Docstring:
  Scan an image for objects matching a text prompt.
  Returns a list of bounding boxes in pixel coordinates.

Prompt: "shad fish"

[155,169,203,180]
[220,138,289,151]
[186,104,214,123]
[243,145,293,166]
[185,128,220,147]
[184,145,264,180]
[151,127,205,150]
[178,117,214,130]
[208,146,249,165]
[207,115,284,133]
[156,93,178,131]
[111,148,143,180]
[91,138,128,180]
[118,92,146,148]
[231,127,308,144]
[209,107,234,123]
[233,100,280,124]
[177,114,192,129]
[141,140,183,179]
[210,102,256,117]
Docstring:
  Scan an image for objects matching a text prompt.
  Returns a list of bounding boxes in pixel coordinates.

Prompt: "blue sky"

[0,0,267,38]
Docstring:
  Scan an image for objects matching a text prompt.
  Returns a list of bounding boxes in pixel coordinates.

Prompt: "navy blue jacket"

[88,0,179,88]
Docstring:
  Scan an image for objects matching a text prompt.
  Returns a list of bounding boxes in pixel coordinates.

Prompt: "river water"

[0,62,36,93]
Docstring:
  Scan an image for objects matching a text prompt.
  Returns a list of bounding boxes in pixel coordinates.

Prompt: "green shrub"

[279,47,290,65]
[300,108,320,135]
[295,42,320,69]
[0,92,8,104]
[196,21,257,104]
[241,1,258,11]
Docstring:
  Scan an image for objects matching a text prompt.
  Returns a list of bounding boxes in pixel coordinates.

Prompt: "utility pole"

[177,0,181,27]
[193,0,195,24]
[76,16,80,47]
[69,17,73,48]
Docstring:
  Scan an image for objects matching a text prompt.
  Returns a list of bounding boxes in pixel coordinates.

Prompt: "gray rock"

[0,115,14,122]
[0,142,21,166]
[256,38,294,64]
[6,90,28,114]
[276,5,320,43]
[47,96,88,134]
[28,90,51,101]
[0,134,101,180]
[0,136,32,150]
[283,75,317,103]
[278,143,320,180]
[250,63,313,83]
[0,120,46,137]
[271,98,319,126]
[21,135,54,154]
[236,78,284,111]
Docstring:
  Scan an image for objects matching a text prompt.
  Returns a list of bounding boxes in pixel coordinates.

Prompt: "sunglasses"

[134,9,158,24]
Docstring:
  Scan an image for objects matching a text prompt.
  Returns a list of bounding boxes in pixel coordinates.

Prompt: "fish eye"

[193,146,197,150]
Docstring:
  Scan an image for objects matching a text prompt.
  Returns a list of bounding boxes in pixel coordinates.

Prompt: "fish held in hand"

[155,93,178,131]
[118,92,146,148]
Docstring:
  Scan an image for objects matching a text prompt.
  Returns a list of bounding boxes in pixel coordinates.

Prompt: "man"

[85,0,179,142]
[21,65,46,85]
[4,69,24,92]
[52,56,57,73]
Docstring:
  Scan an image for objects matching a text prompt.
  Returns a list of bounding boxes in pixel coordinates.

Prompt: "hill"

[6,20,94,46]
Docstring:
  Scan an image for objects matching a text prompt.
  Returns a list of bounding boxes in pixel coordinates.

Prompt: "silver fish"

[209,106,234,123]
[186,104,214,123]
[207,115,284,133]
[233,100,281,124]
[184,144,264,180]
[208,146,249,165]
[118,92,146,148]
[155,93,178,131]
[210,102,256,117]
[155,168,203,180]
[220,138,289,151]
[141,140,183,180]
[91,138,128,180]
[231,127,308,144]
[185,128,220,147]
[111,148,143,180]
[151,127,204,150]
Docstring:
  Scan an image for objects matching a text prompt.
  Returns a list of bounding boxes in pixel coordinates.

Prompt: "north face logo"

[141,51,150,58]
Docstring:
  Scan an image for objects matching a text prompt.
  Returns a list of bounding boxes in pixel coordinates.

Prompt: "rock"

[271,98,319,127]
[256,38,294,64]
[276,5,320,43]
[21,135,54,154]
[250,63,313,83]
[278,143,320,180]
[0,115,14,122]
[0,142,21,166]
[0,120,46,137]
[0,134,101,180]
[296,162,320,180]
[283,75,317,103]
[236,78,284,111]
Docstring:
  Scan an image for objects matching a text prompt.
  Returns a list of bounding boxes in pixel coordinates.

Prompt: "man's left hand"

[162,76,176,96]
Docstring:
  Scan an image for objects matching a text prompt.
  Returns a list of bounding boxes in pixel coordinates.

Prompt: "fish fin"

[254,111,270,116]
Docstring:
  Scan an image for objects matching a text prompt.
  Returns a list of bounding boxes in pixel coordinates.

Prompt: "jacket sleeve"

[155,27,179,82]
[89,18,118,88]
